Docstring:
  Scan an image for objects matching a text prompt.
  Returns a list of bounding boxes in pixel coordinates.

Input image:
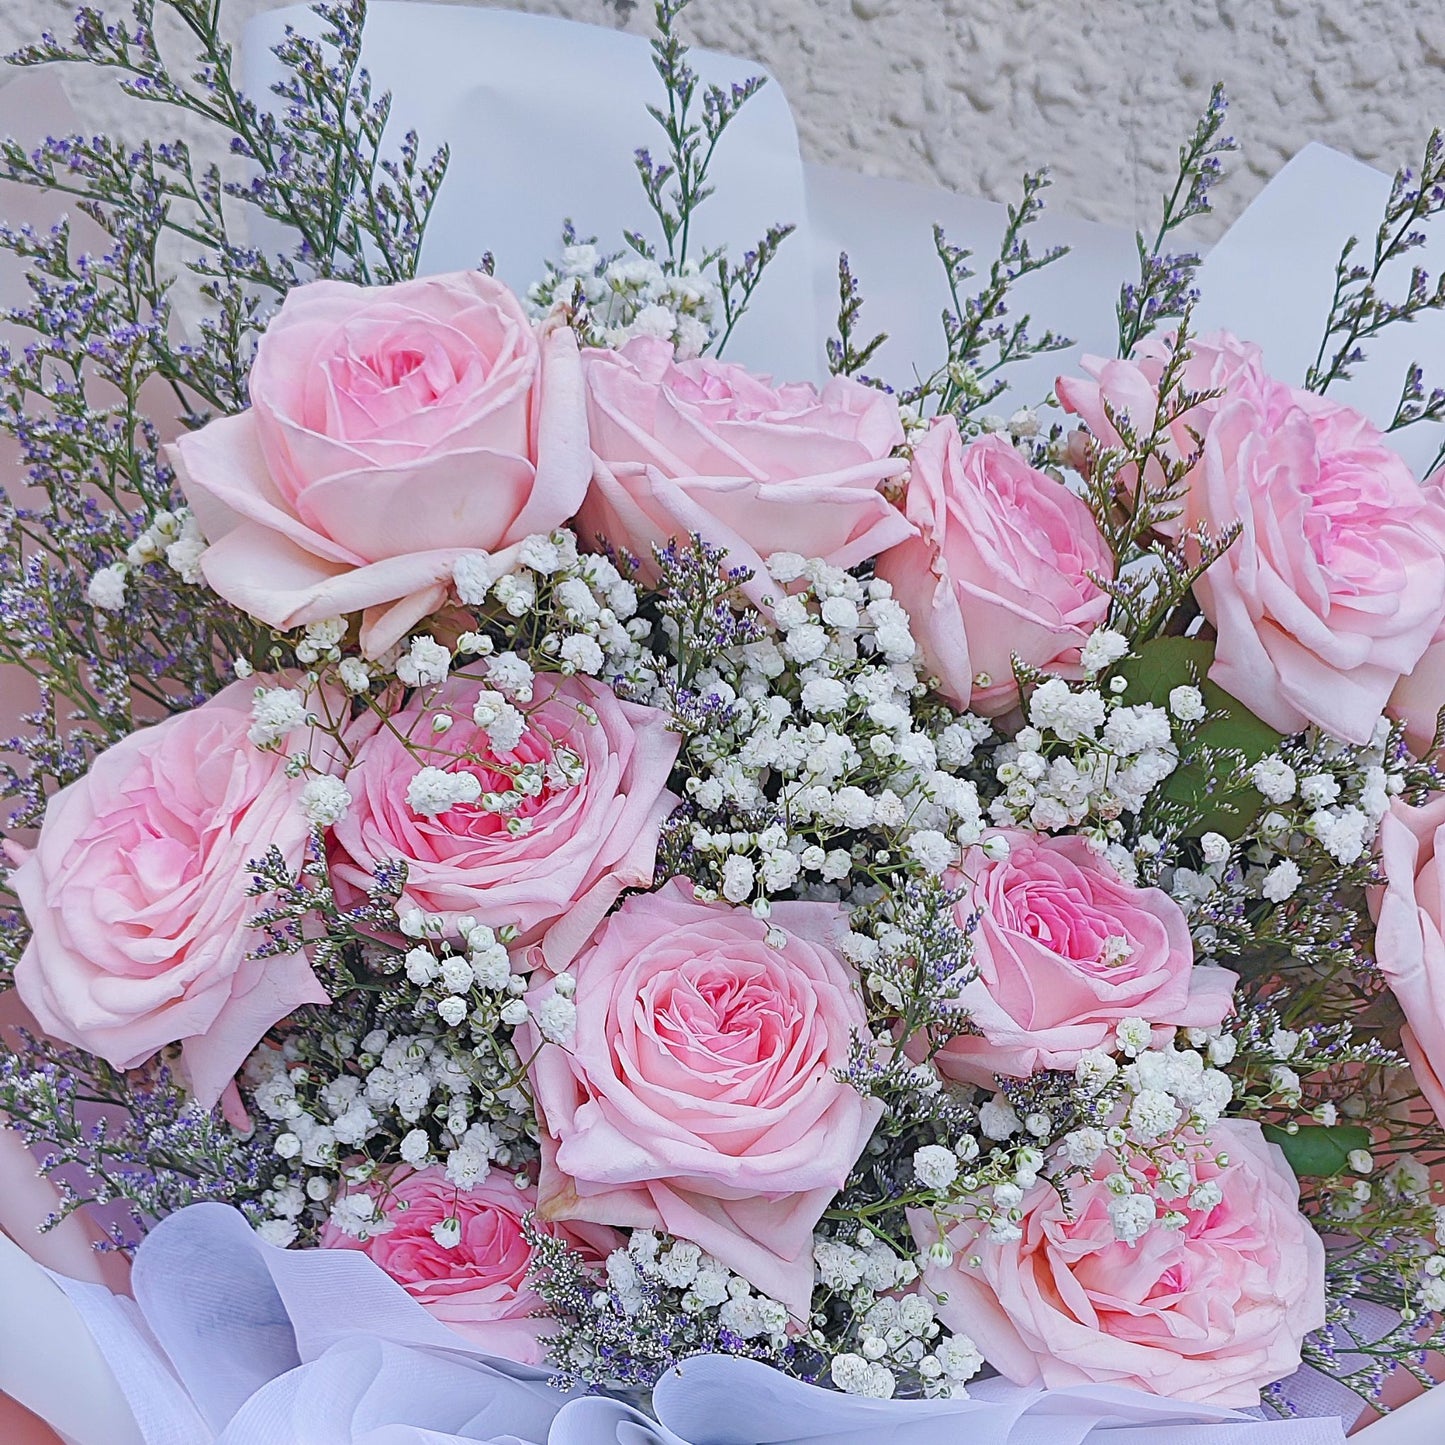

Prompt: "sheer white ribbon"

[0,1204,1349,1445]
[2,4,1444,1438]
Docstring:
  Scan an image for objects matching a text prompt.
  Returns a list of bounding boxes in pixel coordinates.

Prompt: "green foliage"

[1262,1123,1373,1177]
[1115,636,1281,838]
[1116,84,1235,357]
[902,172,1072,418]
[627,0,793,355]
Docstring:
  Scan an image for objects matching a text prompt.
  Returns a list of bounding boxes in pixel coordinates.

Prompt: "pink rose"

[912,1120,1325,1406]
[1390,474,1445,756]
[1370,793,1445,1124]
[932,832,1236,1083]
[1056,331,1270,537]
[10,680,331,1105]
[524,877,882,1315]
[320,1166,617,1363]
[172,271,589,658]
[875,423,1113,715]
[577,337,910,609]
[1187,385,1445,744]
[330,673,679,958]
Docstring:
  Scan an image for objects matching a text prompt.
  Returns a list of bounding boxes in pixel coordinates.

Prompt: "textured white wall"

[2,0,1443,241]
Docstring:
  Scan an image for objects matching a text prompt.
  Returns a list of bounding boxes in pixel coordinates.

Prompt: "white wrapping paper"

[3,3,1444,1438]
[29,1204,1349,1445]
[241,3,820,380]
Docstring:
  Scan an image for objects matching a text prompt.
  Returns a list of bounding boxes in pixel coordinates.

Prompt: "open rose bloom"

[329,671,680,960]
[10,680,335,1106]
[577,336,911,609]
[933,832,1236,1083]
[914,1121,1326,1408]
[173,270,590,658]
[9,15,1445,1440]
[524,880,882,1318]
[320,1166,619,1363]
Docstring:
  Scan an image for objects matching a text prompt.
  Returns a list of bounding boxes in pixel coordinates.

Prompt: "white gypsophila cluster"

[295,618,348,666]
[1044,1031,1239,1245]
[674,553,991,922]
[811,1229,981,1399]
[394,910,532,1032]
[298,774,352,827]
[603,1231,790,1346]
[244,989,533,1243]
[440,529,647,689]
[1247,721,1402,869]
[247,685,310,749]
[111,506,209,589]
[527,243,720,358]
[1163,720,1407,934]
[987,672,1183,869]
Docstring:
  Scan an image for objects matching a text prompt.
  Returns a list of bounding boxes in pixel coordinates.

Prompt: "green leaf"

[1261,1123,1371,1177]
[1114,636,1282,839]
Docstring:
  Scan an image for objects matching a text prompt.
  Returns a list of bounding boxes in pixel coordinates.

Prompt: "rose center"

[651,961,799,1070]
[1003,878,1130,975]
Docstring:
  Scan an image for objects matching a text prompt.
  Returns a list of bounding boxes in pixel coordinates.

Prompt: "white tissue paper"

[5,3,1445,1440]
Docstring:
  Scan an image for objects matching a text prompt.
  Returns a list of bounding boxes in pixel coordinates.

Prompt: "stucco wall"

[2,0,1443,241]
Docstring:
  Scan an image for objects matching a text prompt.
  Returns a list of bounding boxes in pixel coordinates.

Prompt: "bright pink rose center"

[378,1201,532,1297]
[435,725,563,836]
[633,953,812,1103]
[998,874,1145,981]
[317,316,490,440]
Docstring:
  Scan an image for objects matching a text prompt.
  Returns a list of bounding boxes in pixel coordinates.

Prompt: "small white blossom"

[485,651,535,701]
[782,623,829,665]
[1061,1127,1107,1167]
[1299,772,1341,808]
[436,996,468,1027]
[1115,1017,1153,1057]
[519,534,564,574]
[1079,629,1129,675]
[535,992,577,1045]
[979,1096,1022,1140]
[1250,757,1297,804]
[248,687,309,748]
[1108,1192,1156,1244]
[407,766,482,818]
[913,1145,959,1192]
[905,829,955,876]
[721,853,757,904]
[559,634,604,674]
[399,1129,431,1165]
[934,1332,983,1383]
[1262,858,1302,903]
[453,552,497,605]
[767,551,808,583]
[1167,685,1206,722]
[338,656,372,694]
[299,775,352,827]
[1075,1049,1119,1093]
[831,1353,895,1399]
[1128,1088,1183,1141]
[1028,678,1106,742]
[86,562,128,611]
[801,677,849,715]
[396,635,451,688]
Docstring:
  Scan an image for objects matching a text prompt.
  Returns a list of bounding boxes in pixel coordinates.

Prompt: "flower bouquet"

[4,3,1445,1442]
